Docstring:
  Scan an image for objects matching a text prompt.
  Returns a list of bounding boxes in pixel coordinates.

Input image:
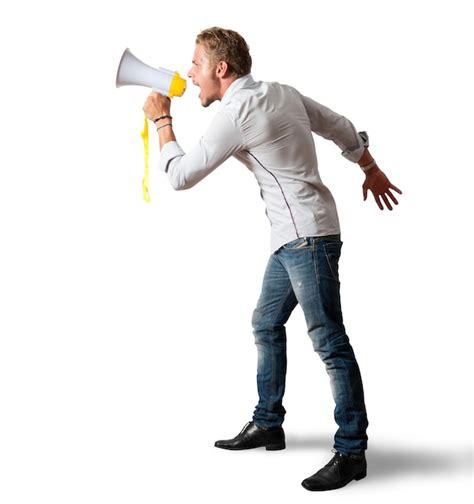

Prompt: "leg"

[251,252,298,429]
[279,236,368,454]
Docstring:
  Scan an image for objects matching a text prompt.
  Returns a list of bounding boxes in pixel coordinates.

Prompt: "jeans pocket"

[282,237,310,250]
[323,241,342,280]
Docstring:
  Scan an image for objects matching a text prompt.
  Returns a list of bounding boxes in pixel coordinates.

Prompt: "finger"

[374,194,384,210]
[381,193,393,211]
[386,189,399,206]
[390,183,403,194]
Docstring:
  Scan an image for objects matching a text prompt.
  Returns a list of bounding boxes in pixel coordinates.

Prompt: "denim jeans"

[251,235,368,455]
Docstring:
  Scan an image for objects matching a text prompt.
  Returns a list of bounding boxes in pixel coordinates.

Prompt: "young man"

[143,27,402,491]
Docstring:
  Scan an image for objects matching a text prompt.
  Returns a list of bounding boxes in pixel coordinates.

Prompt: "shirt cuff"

[341,131,369,163]
[158,141,185,173]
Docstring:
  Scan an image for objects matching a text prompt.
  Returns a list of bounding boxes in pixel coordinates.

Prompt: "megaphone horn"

[115,48,186,98]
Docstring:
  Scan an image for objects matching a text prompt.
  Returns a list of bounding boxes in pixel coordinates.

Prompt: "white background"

[0,0,472,502]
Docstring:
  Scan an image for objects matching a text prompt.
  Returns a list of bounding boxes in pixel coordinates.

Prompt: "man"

[143,27,402,491]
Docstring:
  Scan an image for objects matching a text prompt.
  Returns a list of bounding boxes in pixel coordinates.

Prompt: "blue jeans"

[251,235,368,455]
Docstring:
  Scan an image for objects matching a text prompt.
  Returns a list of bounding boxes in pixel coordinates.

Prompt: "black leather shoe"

[214,421,285,451]
[301,451,367,491]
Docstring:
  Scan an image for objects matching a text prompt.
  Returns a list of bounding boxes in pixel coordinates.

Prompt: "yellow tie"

[140,115,151,203]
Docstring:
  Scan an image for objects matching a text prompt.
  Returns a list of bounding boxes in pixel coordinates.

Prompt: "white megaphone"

[116,48,186,98]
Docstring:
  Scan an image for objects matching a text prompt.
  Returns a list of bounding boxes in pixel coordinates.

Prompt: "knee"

[252,309,285,344]
[252,308,267,335]
[252,310,268,346]
[308,327,353,360]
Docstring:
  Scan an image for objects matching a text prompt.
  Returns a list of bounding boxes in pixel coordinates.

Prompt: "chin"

[200,95,215,108]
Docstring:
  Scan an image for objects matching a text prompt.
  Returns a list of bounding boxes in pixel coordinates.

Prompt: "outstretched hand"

[362,167,402,211]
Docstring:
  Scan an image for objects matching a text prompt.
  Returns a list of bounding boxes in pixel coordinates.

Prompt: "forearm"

[156,121,176,150]
[157,110,244,191]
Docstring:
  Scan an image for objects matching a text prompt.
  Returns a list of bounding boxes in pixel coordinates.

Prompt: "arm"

[301,95,366,162]
[143,92,244,190]
[301,95,402,211]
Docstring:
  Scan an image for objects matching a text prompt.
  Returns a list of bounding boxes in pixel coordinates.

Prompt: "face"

[188,44,221,107]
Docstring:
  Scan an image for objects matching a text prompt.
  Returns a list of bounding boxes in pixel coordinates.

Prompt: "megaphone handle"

[152,88,168,97]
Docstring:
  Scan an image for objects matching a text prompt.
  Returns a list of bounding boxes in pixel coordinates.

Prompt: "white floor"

[1,2,473,502]
[182,435,472,503]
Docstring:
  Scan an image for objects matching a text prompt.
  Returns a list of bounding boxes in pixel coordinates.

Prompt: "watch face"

[358,131,369,147]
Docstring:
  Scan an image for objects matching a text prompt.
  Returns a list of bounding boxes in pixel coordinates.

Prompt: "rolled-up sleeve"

[158,110,245,190]
[301,95,368,163]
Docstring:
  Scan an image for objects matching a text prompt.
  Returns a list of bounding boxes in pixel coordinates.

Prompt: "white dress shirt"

[158,74,367,253]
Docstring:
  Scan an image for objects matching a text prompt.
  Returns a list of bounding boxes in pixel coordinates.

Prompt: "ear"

[216,60,230,78]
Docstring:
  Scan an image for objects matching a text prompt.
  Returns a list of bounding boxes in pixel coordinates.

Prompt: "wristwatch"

[358,131,369,148]
[357,131,377,172]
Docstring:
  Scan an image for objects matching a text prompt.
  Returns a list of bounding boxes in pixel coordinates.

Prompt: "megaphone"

[116,48,186,98]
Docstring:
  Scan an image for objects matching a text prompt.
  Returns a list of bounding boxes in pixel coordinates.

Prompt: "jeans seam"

[323,243,338,281]
[312,244,321,288]
[322,242,339,282]
[254,255,295,420]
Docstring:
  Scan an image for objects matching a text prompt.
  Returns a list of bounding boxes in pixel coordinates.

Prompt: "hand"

[362,167,402,211]
[143,92,171,122]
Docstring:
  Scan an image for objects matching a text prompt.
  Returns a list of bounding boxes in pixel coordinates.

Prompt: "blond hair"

[196,27,252,77]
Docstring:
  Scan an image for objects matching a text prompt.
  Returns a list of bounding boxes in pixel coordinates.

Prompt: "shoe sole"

[355,471,367,481]
[301,471,367,491]
[265,442,286,451]
[214,441,286,451]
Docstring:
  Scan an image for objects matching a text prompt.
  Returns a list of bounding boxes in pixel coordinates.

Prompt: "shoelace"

[328,449,363,466]
[328,450,342,466]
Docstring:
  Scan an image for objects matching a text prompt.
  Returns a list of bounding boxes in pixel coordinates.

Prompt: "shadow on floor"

[285,435,473,479]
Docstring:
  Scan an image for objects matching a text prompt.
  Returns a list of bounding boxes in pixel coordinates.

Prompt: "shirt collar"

[220,74,255,105]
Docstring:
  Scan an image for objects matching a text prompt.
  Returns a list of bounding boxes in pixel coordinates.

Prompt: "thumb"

[362,183,368,201]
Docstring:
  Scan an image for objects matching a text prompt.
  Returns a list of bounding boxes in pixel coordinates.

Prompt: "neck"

[217,75,239,100]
